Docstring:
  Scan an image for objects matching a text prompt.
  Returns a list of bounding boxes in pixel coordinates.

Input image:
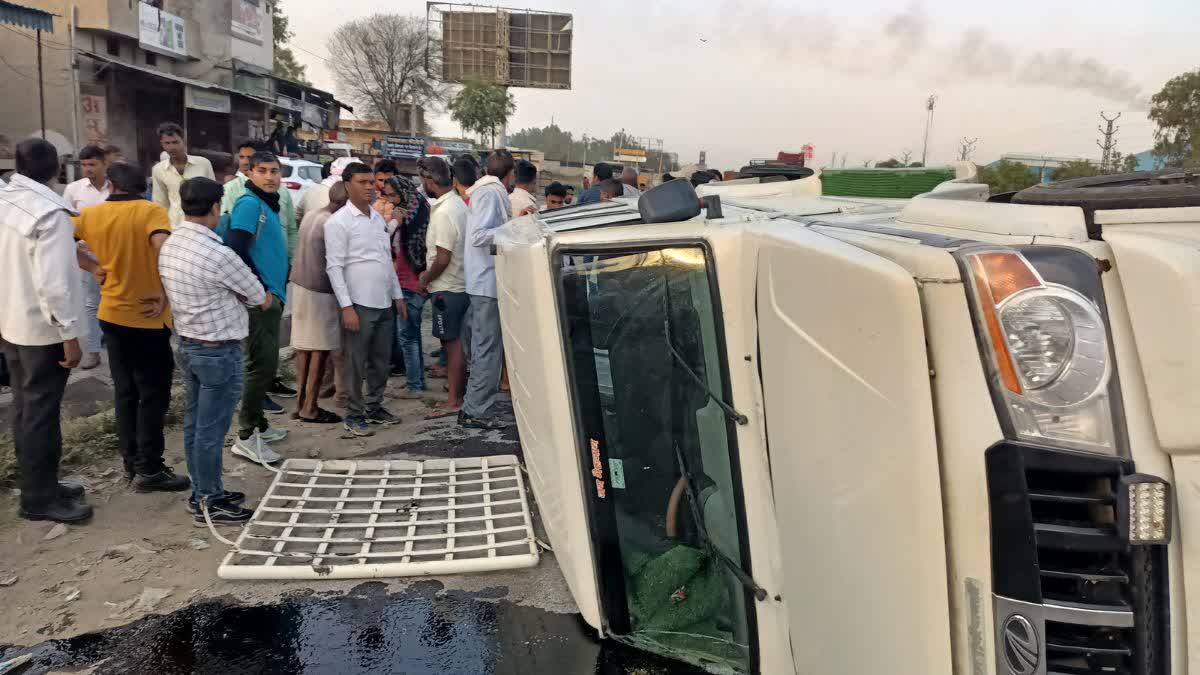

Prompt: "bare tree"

[900,149,914,166]
[957,137,979,161]
[326,14,446,132]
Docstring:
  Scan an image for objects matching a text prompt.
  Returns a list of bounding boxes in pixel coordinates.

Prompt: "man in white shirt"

[509,160,538,215]
[416,157,470,417]
[0,139,98,524]
[61,144,111,369]
[150,122,215,227]
[460,150,514,430]
[324,162,408,436]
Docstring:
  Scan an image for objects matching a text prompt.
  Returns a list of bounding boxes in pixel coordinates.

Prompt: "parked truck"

[493,169,1200,674]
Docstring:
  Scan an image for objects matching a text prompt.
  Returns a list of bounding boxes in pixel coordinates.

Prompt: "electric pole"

[921,94,937,166]
[1097,111,1121,173]
[957,137,979,161]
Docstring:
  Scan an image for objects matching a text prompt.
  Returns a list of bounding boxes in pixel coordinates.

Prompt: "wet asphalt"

[1,577,704,675]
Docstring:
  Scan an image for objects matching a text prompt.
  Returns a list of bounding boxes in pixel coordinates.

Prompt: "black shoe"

[19,498,93,524]
[457,411,510,430]
[58,480,86,500]
[269,378,298,399]
[186,491,246,514]
[134,468,191,493]
[192,497,254,527]
[390,366,407,377]
[262,396,286,415]
[366,407,401,425]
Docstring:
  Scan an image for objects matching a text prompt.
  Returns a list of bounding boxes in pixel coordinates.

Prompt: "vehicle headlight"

[962,249,1121,454]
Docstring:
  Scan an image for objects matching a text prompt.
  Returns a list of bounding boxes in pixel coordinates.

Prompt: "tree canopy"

[875,158,904,168]
[976,160,1039,194]
[448,77,516,148]
[326,14,445,132]
[1051,160,1102,182]
[1149,69,1200,168]
[271,1,308,85]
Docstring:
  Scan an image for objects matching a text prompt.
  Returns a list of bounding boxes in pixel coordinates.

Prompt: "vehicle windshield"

[557,246,754,674]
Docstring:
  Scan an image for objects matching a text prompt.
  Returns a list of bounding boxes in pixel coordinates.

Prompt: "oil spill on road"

[1,581,703,675]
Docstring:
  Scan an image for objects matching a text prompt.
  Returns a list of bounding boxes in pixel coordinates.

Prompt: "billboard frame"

[427,2,573,90]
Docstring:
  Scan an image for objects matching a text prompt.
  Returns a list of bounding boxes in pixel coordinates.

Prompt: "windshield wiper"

[674,443,768,602]
[659,276,748,426]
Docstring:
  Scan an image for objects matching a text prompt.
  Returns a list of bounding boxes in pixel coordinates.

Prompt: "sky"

[283,0,1200,171]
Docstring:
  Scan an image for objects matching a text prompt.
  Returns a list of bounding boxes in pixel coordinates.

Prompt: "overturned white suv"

[493,168,1200,674]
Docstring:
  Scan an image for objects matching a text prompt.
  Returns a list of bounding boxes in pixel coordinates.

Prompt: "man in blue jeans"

[159,177,270,525]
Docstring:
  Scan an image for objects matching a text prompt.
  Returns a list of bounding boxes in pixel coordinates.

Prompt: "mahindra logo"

[1002,614,1039,674]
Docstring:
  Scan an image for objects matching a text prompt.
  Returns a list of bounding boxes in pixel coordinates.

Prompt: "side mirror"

[638,179,702,224]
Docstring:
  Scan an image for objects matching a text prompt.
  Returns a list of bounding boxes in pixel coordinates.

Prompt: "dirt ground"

[0,358,578,649]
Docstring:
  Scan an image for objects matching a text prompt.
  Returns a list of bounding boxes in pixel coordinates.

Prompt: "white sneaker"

[259,426,288,443]
[232,433,282,465]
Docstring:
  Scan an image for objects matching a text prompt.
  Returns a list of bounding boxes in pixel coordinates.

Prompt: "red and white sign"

[81,94,107,144]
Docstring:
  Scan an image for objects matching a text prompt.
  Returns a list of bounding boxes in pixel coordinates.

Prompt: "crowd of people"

[0,121,583,527]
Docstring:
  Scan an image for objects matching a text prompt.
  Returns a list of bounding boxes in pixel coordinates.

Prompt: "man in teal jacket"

[225,151,290,465]
[222,140,297,259]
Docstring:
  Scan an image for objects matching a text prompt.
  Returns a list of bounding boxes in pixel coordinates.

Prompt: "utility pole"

[1097,111,1121,173]
[957,137,979,161]
[921,94,937,166]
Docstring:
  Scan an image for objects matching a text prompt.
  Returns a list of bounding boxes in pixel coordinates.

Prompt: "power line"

[0,25,73,51]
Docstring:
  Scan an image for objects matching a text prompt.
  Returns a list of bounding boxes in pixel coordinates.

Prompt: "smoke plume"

[701,4,1146,107]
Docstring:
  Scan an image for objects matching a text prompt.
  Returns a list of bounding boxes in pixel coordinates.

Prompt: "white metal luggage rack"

[217,456,540,580]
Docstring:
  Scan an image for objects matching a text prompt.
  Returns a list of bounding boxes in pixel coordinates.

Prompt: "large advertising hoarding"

[429,3,572,90]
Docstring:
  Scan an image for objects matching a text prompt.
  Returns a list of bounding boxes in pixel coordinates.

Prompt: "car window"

[279,164,293,178]
[299,167,321,181]
[557,246,754,674]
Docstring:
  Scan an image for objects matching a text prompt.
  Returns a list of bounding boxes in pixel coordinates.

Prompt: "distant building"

[0,0,348,172]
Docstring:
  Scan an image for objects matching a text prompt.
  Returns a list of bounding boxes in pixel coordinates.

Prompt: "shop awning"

[232,59,354,113]
[0,0,54,32]
[78,49,277,107]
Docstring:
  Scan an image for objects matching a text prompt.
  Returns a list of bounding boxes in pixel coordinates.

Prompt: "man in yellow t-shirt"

[73,162,190,493]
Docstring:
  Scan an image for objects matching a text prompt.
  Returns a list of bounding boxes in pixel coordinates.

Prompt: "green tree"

[1051,160,1101,182]
[907,161,924,168]
[271,1,309,84]
[1149,69,1200,168]
[1121,154,1140,173]
[976,160,1039,193]
[448,77,516,148]
[875,158,904,168]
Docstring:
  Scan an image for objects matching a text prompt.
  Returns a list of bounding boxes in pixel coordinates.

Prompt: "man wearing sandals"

[290,182,348,425]
[159,177,268,525]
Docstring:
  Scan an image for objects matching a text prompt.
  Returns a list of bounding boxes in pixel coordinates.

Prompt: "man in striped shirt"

[159,177,270,526]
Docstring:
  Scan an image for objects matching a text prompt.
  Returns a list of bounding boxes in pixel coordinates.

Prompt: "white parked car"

[279,157,323,204]
[495,168,1200,674]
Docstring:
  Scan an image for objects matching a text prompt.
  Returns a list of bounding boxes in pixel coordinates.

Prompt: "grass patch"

[0,385,187,486]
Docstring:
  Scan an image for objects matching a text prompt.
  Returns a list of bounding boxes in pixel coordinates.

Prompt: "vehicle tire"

[1011,169,1200,238]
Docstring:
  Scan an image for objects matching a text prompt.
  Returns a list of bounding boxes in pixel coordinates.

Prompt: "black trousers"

[100,321,174,476]
[2,341,71,510]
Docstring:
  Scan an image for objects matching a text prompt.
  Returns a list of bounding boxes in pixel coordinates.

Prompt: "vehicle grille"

[986,443,1169,675]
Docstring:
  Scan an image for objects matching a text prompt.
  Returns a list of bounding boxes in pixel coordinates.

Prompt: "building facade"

[0,0,345,173]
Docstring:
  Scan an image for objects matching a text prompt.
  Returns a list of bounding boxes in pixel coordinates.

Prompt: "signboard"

[81,94,107,143]
[430,3,573,90]
[139,3,187,59]
[185,86,231,114]
[614,147,647,164]
[321,129,342,142]
[383,134,426,159]
[437,140,474,154]
[231,0,265,43]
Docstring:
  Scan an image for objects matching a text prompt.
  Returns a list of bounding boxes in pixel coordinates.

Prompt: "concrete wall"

[0,0,76,166]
